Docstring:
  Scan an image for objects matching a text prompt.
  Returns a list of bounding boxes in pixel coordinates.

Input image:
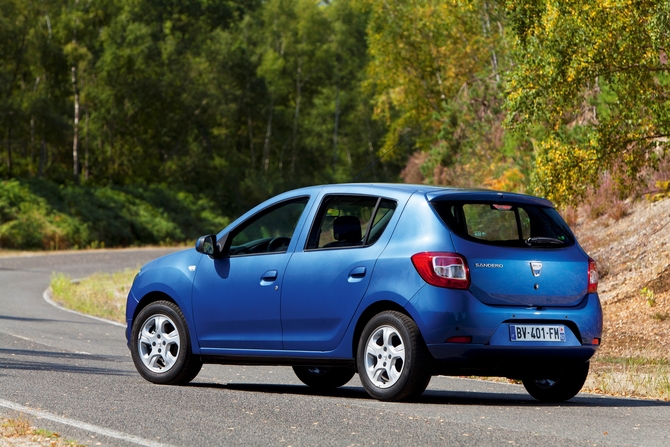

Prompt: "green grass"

[50,269,138,324]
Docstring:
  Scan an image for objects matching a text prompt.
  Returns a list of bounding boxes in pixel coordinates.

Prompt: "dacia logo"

[530,261,543,277]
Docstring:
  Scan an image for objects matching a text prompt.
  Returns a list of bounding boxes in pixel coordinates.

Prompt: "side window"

[306,195,397,250]
[228,197,309,256]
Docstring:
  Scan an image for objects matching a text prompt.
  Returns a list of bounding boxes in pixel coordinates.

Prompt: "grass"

[1,415,86,446]
[585,357,670,400]
[50,269,138,324]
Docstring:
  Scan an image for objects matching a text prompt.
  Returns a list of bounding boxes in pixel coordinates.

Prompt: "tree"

[505,0,670,205]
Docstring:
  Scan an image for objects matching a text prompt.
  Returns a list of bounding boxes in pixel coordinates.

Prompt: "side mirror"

[195,234,227,259]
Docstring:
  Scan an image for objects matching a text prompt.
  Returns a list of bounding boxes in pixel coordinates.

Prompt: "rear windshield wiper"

[525,237,565,246]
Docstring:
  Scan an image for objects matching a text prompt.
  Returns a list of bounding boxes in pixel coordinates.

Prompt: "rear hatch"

[430,193,589,307]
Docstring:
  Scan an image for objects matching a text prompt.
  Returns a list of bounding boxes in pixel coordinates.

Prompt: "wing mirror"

[195,234,228,259]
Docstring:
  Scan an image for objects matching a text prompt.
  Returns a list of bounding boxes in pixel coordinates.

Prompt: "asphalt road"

[1,249,669,447]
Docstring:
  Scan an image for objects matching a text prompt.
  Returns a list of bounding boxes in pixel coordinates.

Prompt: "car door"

[191,197,309,350]
[281,195,397,351]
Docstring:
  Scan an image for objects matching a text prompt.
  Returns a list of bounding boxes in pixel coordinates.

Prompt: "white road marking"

[0,398,174,447]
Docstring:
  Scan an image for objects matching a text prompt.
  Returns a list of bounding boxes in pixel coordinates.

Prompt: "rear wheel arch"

[352,301,416,371]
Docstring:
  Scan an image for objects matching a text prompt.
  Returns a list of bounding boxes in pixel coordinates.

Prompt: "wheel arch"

[351,300,410,372]
[129,291,201,355]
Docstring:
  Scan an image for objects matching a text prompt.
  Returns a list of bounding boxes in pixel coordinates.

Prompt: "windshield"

[431,201,575,248]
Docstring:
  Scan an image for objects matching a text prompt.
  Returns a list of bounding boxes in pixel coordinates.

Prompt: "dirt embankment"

[574,197,670,359]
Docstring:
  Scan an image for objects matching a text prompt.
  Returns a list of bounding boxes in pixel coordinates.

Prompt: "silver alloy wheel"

[137,313,181,373]
[363,325,406,389]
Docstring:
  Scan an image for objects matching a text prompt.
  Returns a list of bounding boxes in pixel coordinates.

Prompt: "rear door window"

[432,201,574,247]
[306,195,397,250]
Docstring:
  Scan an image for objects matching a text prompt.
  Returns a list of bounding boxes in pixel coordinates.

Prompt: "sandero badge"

[126,184,602,403]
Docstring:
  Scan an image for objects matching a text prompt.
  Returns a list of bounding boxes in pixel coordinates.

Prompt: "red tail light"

[411,252,470,289]
[587,258,598,293]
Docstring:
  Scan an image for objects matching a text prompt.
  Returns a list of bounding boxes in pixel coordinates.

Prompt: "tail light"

[587,258,598,293]
[411,252,470,289]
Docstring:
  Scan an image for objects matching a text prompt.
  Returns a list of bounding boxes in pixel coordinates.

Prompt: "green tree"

[505,0,670,205]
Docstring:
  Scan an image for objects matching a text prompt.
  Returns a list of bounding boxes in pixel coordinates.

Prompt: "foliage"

[505,0,670,206]
[0,0,391,220]
[358,0,534,191]
[0,178,229,249]
[51,269,136,322]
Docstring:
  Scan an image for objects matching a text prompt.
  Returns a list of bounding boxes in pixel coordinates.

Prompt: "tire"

[522,361,590,403]
[130,301,203,385]
[292,366,355,389]
[356,311,432,401]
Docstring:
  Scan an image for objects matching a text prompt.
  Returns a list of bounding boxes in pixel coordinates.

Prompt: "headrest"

[333,216,361,242]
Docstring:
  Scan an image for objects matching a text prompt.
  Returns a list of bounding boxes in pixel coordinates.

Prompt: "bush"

[0,178,231,250]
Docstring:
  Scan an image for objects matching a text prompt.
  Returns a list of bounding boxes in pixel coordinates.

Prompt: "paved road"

[1,249,669,447]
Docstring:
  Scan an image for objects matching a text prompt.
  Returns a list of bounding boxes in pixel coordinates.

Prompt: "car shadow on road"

[0,348,132,376]
[186,381,670,408]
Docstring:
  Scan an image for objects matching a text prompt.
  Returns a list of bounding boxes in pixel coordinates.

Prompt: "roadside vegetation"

[0,179,228,250]
[50,269,137,324]
[0,416,85,447]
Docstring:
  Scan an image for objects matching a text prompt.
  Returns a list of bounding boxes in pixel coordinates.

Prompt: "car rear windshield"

[431,201,575,248]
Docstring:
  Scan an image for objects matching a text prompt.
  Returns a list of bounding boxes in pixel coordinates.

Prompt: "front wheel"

[522,361,590,402]
[356,311,432,401]
[130,301,203,385]
[292,366,355,389]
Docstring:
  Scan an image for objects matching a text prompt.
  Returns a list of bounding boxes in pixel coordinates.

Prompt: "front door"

[192,197,309,350]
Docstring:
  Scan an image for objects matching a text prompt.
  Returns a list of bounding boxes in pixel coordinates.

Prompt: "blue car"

[126,184,602,402]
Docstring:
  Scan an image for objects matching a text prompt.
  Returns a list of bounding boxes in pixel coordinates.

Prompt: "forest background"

[1,0,669,250]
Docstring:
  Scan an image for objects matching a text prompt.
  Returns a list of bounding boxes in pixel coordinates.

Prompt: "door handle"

[260,270,278,285]
[348,266,367,279]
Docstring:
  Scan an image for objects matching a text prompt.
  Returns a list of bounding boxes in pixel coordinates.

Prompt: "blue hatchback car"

[126,184,602,402]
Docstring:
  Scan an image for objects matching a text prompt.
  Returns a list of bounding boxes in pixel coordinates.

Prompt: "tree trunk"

[248,115,255,170]
[84,109,90,181]
[72,66,80,184]
[262,97,274,173]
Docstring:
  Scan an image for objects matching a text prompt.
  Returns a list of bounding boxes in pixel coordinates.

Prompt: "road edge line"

[43,287,127,328]
[0,398,173,447]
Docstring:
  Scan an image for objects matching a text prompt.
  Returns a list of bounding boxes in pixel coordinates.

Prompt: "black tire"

[130,301,203,385]
[522,361,590,402]
[356,311,432,401]
[292,366,355,389]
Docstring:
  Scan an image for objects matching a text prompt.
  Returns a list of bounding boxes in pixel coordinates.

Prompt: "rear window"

[431,201,575,247]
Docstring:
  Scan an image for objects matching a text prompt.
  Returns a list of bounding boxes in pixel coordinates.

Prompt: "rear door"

[280,195,397,351]
[431,199,589,307]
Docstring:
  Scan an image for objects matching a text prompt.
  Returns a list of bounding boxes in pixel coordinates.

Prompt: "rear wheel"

[522,361,590,402]
[292,366,355,389]
[130,301,202,385]
[356,311,432,401]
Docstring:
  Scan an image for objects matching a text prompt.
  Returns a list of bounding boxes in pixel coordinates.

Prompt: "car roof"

[288,183,554,207]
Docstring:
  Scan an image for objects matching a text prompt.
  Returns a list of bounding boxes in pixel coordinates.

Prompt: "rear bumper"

[406,286,602,377]
[427,344,598,378]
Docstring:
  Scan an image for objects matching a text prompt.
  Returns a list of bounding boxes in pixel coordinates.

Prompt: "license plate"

[509,324,566,342]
